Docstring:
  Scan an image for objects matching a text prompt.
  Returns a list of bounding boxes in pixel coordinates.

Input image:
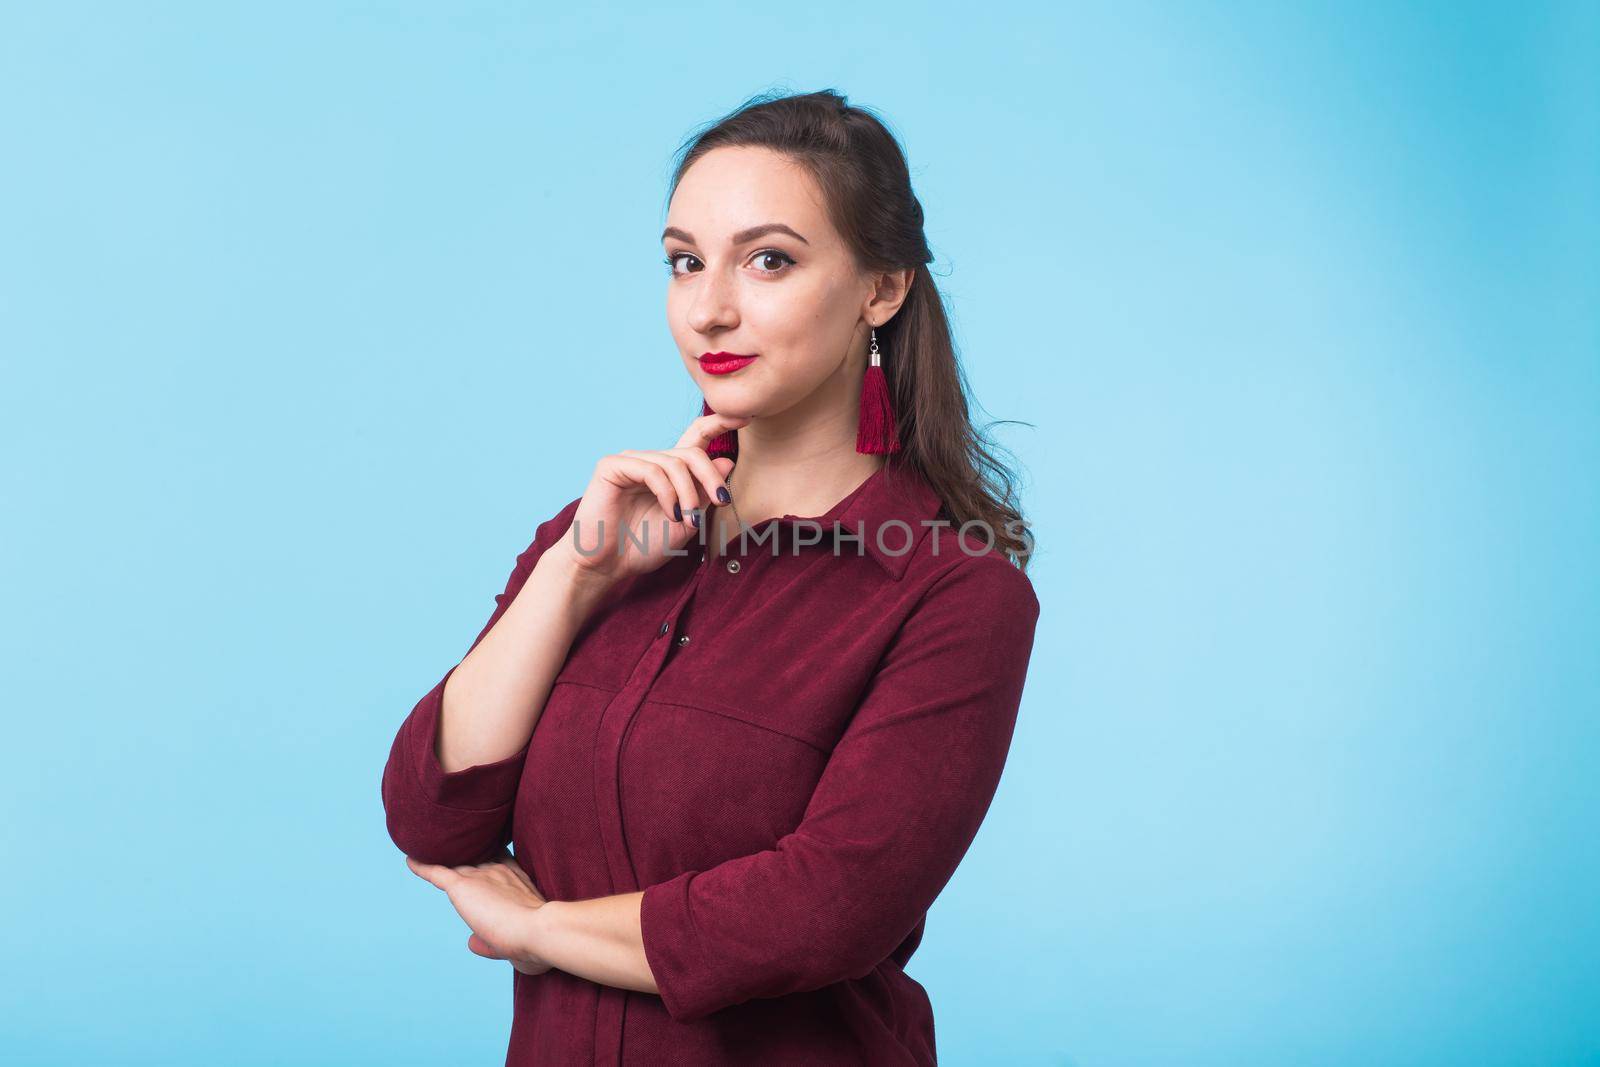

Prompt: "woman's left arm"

[523,554,1040,1015]
[519,891,658,994]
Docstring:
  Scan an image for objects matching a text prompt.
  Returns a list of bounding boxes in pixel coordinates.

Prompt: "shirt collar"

[771,462,945,581]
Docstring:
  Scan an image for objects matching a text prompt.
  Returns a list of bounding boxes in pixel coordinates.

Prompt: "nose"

[685,263,740,335]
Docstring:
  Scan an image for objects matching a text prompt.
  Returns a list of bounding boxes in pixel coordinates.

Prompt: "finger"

[492,846,529,877]
[485,847,544,899]
[675,411,750,452]
[499,854,539,891]
[619,450,702,527]
[406,856,454,889]
[600,455,688,530]
[659,447,736,507]
[467,933,507,960]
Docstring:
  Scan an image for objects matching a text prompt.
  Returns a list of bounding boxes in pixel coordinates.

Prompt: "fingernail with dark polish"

[717,487,731,504]
[673,503,682,521]
[690,509,701,528]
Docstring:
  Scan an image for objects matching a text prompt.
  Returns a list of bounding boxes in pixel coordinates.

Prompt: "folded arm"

[523,556,1041,1021]
[380,495,603,867]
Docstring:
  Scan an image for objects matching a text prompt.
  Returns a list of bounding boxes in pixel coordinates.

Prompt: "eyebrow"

[661,223,810,247]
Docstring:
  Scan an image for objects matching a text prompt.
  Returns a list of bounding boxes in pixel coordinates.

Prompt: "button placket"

[592,551,715,1062]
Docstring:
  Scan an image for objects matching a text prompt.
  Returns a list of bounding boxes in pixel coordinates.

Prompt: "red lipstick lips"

[699,351,760,375]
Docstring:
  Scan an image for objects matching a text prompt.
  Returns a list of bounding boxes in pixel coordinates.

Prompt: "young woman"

[382,88,1040,1066]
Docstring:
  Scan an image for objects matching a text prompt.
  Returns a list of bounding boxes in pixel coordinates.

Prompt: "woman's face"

[662,145,902,422]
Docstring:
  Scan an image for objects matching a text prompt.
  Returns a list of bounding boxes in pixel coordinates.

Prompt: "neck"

[712,340,885,541]
[721,363,886,527]
[726,437,885,529]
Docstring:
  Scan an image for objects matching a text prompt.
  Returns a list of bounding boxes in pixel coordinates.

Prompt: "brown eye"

[664,252,700,276]
[752,249,797,274]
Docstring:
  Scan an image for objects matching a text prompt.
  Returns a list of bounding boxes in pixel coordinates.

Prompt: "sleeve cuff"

[640,869,712,1022]
[406,666,531,812]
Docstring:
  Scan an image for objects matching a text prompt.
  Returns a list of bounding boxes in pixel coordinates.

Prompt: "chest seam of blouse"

[548,676,621,696]
[640,696,833,754]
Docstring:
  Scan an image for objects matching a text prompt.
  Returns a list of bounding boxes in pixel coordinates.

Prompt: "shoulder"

[903,537,1040,638]
[870,539,1040,698]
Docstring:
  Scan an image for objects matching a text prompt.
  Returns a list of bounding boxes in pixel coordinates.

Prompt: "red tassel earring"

[856,326,902,454]
[700,398,740,459]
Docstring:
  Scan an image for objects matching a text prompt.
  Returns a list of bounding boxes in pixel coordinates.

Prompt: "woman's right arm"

[381,495,609,867]
[381,412,749,866]
[435,514,618,776]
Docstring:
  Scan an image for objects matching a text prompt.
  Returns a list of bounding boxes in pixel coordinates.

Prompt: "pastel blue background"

[2,3,1595,1065]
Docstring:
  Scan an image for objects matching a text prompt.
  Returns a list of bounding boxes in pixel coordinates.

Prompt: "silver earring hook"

[869,326,881,367]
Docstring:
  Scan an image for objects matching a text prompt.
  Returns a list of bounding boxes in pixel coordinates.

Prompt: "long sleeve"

[637,554,1042,1022]
[380,495,582,867]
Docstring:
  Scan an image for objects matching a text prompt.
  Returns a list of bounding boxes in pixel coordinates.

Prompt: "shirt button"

[658,621,669,636]
[725,559,741,574]
[677,635,691,646]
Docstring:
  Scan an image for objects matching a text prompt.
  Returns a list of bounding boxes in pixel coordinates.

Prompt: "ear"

[863,267,916,326]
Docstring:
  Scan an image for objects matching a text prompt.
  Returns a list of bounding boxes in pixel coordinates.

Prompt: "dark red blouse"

[381,462,1041,1065]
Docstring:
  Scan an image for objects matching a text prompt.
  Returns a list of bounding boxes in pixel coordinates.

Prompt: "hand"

[406,847,553,976]
[554,411,749,586]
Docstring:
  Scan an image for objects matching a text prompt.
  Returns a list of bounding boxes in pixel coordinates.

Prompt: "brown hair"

[665,88,1037,571]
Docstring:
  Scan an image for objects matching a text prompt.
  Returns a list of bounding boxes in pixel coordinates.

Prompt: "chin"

[699,383,767,418]
[706,402,761,420]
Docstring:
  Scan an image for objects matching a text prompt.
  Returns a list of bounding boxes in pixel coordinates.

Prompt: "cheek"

[758,284,858,368]
[665,292,696,353]
[750,275,849,339]
[755,342,846,400]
